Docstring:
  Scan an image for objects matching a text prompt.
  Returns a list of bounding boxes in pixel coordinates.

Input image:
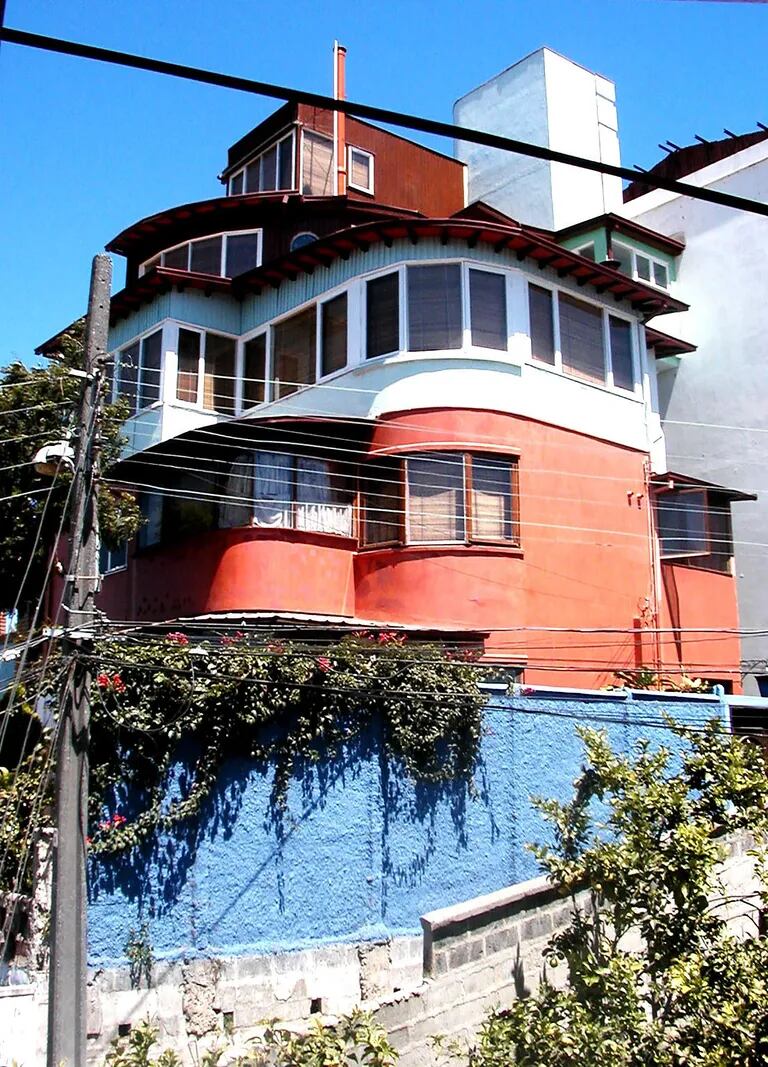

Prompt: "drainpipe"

[333,41,347,196]
[644,458,664,681]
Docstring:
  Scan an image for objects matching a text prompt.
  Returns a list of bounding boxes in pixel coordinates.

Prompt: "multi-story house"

[39,49,754,691]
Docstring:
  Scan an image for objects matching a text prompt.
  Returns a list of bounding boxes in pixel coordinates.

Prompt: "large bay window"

[139,230,262,280]
[363,452,519,548]
[527,283,638,393]
[219,450,353,536]
[656,489,733,574]
[366,264,509,359]
[228,132,295,195]
[273,307,317,399]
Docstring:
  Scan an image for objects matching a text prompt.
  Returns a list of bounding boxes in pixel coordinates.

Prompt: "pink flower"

[166,632,189,646]
[112,814,127,826]
[352,630,372,640]
[112,673,126,693]
[96,672,110,688]
[378,631,405,645]
[86,836,92,845]
[98,820,111,832]
[266,640,285,654]
[315,656,332,673]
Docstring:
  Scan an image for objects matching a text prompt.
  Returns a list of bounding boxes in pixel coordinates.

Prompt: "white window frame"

[99,541,128,576]
[138,229,263,279]
[347,146,375,194]
[525,279,640,396]
[612,240,671,291]
[300,128,335,197]
[227,129,296,196]
[110,324,167,416]
[173,325,240,413]
[290,231,320,252]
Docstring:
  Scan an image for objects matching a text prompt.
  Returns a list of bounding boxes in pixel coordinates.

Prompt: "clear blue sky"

[1,0,766,363]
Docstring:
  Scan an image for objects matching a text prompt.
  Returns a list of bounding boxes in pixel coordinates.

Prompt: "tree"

[468,722,768,1067]
[0,319,141,620]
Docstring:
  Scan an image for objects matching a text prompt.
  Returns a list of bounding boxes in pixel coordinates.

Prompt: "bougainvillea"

[86,632,488,854]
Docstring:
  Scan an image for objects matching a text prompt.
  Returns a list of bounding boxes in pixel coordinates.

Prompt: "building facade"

[39,53,755,692]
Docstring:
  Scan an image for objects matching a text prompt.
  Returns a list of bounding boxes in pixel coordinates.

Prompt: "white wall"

[623,142,768,693]
[453,48,622,230]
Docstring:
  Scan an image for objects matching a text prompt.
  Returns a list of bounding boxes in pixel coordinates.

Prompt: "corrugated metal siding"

[109,295,172,350]
[109,291,241,351]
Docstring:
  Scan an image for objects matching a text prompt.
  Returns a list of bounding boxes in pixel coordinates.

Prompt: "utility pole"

[47,253,112,1067]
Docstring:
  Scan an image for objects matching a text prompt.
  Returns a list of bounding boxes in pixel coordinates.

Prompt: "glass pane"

[657,489,708,556]
[636,255,651,282]
[225,232,260,277]
[278,134,294,190]
[243,334,266,407]
[260,145,277,191]
[406,452,465,542]
[203,333,236,415]
[117,341,140,414]
[138,493,162,547]
[408,264,462,352]
[138,330,162,409]
[470,270,507,350]
[578,243,596,261]
[142,255,161,275]
[350,148,371,190]
[559,294,605,384]
[163,244,189,270]
[230,171,244,195]
[273,306,317,398]
[302,131,334,195]
[471,457,515,541]
[653,261,669,288]
[690,495,732,573]
[190,236,222,275]
[321,294,347,376]
[219,453,254,529]
[363,459,401,545]
[176,328,201,403]
[245,158,261,193]
[609,317,634,391]
[528,285,555,364]
[254,450,293,527]
[611,243,632,276]
[296,457,352,536]
[366,273,399,358]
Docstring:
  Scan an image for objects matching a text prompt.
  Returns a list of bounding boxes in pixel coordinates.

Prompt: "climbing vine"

[87,632,488,855]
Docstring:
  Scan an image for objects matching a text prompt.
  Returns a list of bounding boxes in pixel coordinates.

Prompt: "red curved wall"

[99,408,743,690]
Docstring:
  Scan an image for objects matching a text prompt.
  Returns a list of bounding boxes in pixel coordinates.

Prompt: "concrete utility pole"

[47,253,112,1067]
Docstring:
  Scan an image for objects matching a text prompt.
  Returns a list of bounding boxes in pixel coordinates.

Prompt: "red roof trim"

[645,327,697,358]
[110,268,232,325]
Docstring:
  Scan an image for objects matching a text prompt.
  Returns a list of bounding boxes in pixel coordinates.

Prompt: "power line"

[2,25,768,220]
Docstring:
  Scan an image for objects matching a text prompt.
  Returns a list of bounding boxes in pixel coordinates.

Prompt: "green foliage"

[469,722,768,1066]
[103,1019,181,1067]
[610,668,712,693]
[0,715,51,893]
[0,320,142,614]
[244,1009,398,1065]
[87,632,485,854]
[125,921,154,989]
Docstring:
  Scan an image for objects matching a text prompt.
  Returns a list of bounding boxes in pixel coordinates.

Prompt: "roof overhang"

[554,212,686,256]
[651,471,757,502]
[645,327,697,358]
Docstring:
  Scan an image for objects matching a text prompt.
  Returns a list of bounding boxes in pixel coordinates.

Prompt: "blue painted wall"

[87,692,725,966]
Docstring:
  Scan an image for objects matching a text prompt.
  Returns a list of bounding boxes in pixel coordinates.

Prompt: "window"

[348,147,374,193]
[366,272,400,358]
[139,230,262,279]
[243,334,266,408]
[114,330,162,415]
[363,452,519,547]
[302,130,334,195]
[528,285,555,365]
[273,307,317,398]
[321,294,347,376]
[176,329,237,413]
[137,494,162,549]
[219,450,353,536]
[656,489,733,573]
[99,541,128,576]
[227,132,295,195]
[559,294,605,384]
[612,241,671,290]
[408,265,462,351]
[575,242,596,261]
[469,269,507,350]
[290,232,318,252]
[609,316,634,391]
